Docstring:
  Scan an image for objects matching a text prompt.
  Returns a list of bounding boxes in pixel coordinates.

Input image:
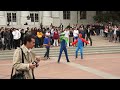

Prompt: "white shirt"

[64,30,70,38]
[113,28,118,35]
[73,30,79,37]
[12,30,21,40]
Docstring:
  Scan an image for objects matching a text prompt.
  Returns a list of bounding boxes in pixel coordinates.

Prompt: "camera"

[32,60,39,67]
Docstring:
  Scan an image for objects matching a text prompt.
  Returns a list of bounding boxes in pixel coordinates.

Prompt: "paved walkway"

[0,36,120,79]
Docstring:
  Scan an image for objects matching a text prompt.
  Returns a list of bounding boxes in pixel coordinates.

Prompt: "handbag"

[10,48,26,79]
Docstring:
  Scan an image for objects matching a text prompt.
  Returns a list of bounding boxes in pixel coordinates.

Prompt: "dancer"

[72,34,89,59]
[58,32,70,63]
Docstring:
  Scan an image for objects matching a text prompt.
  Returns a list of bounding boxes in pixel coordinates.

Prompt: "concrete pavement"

[0,35,120,79]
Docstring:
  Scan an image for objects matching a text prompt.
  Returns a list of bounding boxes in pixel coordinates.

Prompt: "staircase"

[0,46,120,60]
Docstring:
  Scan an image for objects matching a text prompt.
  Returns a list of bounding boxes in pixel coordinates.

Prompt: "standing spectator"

[0,29,2,50]
[85,25,92,46]
[109,26,114,42]
[43,32,51,59]
[104,25,109,39]
[50,26,54,45]
[117,25,120,42]
[53,29,59,47]
[64,28,70,47]
[73,27,79,46]
[20,29,25,45]
[69,27,73,46]
[1,28,5,50]
[10,28,14,49]
[79,26,86,47]
[113,25,118,43]
[100,23,104,36]
[37,29,43,48]
[12,28,21,49]
[3,28,11,50]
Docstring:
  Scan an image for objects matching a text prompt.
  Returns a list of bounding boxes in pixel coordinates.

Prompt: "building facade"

[0,11,96,28]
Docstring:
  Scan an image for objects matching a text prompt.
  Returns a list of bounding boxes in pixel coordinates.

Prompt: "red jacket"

[53,32,59,39]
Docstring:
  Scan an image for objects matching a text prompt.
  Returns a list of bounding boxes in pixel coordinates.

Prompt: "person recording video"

[12,34,41,79]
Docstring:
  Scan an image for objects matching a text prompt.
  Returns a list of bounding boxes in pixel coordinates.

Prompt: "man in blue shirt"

[43,33,51,59]
[58,32,70,63]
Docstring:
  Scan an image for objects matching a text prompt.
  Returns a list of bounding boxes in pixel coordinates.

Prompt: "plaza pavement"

[0,36,120,79]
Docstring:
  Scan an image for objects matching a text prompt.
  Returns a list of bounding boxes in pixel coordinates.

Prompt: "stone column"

[0,11,6,26]
[42,11,53,27]
[52,11,60,27]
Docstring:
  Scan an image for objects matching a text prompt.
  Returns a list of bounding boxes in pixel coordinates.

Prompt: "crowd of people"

[0,22,120,51]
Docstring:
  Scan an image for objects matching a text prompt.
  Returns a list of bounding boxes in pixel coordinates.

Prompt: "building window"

[35,13,39,22]
[80,11,86,19]
[7,12,17,22]
[30,12,39,22]
[30,13,34,22]
[63,11,70,20]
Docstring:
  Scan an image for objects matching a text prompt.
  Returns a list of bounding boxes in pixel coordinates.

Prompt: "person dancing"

[72,34,89,59]
[58,32,70,63]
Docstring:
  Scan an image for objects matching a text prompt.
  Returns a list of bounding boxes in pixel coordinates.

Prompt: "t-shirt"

[37,32,43,38]
[64,30,70,38]
[73,30,79,37]
[43,37,50,48]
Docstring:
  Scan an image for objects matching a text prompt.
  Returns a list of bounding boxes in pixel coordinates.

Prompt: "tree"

[93,11,120,24]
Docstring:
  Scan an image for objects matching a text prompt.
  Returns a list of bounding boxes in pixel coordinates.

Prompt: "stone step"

[0,45,120,53]
[0,46,120,60]
[0,49,120,56]
[0,47,120,54]
[0,50,120,60]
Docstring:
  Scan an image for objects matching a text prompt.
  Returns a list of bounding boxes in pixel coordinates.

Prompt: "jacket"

[13,45,36,79]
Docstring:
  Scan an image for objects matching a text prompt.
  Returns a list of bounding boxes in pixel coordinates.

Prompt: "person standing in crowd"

[113,25,118,43]
[53,29,59,47]
[108,25,113,42]
[104,25,109,40]
[12,28,21,49]
[3,28,11,50]
[10,28,14,49]
[1,27,5,50]
[20,29,25,45]
[57,32,70,63]
[64,28,70,47]
[85,25,92,46]
[50,26,55,46]
[0,29,2,50]
[37,29,43,48]
[79,25,86,47]
[100,23,104,36]
[69,27,73,46]
[117,25,120,42]
[43,32,51,59]
[72,34,89,59]
[73,27,79,46]
[12,34,40,79]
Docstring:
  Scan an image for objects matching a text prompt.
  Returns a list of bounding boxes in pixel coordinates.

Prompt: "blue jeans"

[58,46,69,62]
[76,47,83,59]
